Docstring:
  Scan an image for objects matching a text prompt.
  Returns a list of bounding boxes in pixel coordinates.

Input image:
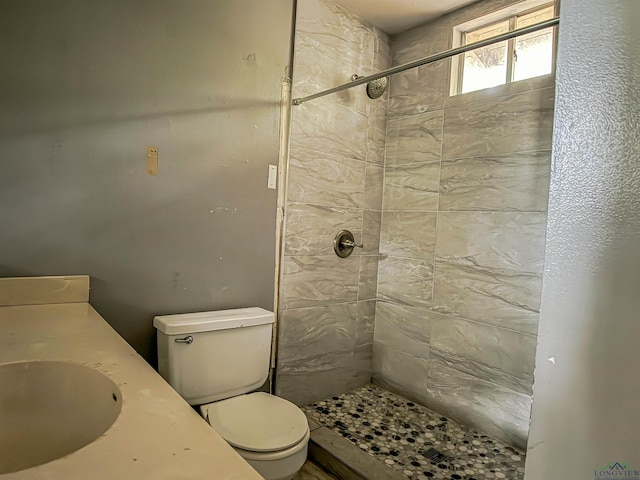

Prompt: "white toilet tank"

[153,308,275,405]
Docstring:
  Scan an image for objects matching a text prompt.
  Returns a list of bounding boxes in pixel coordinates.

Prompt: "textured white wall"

[525,0,640,477]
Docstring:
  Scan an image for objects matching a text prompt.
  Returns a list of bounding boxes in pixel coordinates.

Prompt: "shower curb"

[307,421,407,480]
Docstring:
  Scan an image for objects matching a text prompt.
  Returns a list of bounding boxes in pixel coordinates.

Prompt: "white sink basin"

[0,361,122,474]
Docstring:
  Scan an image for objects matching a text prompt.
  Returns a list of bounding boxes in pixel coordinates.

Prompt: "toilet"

[153,308,309,480]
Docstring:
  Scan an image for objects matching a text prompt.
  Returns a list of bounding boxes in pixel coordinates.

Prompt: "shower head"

[352,74,388,100]
[366,77,388,99]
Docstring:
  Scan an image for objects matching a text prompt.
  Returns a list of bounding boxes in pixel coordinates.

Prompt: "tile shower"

[277,0,554,476]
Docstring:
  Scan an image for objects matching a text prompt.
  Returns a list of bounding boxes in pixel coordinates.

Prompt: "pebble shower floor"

[303,385,526,480]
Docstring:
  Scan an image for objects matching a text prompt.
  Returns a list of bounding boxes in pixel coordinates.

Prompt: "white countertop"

[0,301,264,480]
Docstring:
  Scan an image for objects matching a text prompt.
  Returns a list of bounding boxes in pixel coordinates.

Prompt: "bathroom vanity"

[0,275,263,479]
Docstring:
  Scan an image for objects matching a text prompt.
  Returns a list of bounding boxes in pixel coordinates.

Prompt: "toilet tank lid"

[153,307,274,335]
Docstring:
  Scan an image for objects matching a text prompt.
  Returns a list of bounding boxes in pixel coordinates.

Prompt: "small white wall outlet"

[268,164,277,189]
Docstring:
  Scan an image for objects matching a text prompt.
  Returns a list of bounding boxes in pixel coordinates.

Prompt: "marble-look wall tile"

[372,0,553,450]
[373,27,391,71]
[439,151,551,212]
[430,315,537,394]
[377,256,433,308]
[432,259,541,334]
[442,87,555,159]
[388,62,449,117]
[426,356,531,450]
[445,74,555,109]
[358,255,379,301]
[367,110,388,165]
[372,343,429,405]
[367,30,391,165]
[356,299,376,346]
[288,147,365,208]
[281,255,360,310]
[392,20,450,65]
[366,53,390,165]
[383,162,440,211]
[380,211,437,260]
[284,203,363,256]
[294,0,374,112]
[278,303,357,364]
[364,163,384,210]
[385,110,443,165]
[354,344,373,385]
[362,209,381,255]
[293,31,371,113]
[436,212,547,273]
[278,0,386,406]
[290,101,368,161]
[296,0,374,49]
[374,301,430,358]
[276,348,370,406]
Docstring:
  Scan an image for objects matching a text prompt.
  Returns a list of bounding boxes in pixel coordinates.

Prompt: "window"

[452,2,556,95]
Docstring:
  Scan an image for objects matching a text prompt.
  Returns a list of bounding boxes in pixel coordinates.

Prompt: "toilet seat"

[201,392,309,452]
[234,429,310,461]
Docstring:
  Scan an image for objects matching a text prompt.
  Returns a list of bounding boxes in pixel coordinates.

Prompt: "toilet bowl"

[200,393,309,480]
[153,308,310,480]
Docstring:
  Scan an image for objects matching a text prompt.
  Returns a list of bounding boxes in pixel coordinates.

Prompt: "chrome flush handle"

[174,336,193,344]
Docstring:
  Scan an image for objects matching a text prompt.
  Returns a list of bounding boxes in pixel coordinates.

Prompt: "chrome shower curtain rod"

[292,17,560,106]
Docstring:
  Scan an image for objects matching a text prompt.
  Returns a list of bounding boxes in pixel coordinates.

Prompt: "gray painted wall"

[525,0,640,477]
[275,0,389,406]
[0,0,294,364]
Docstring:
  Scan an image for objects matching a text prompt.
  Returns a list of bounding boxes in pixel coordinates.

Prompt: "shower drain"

[423,447,449,463]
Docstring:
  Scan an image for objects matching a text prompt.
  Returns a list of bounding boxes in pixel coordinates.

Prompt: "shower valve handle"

[334,230,363,258]
[341,239,363,249]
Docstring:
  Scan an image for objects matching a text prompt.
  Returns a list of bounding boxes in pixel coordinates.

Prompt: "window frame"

[451,1,557,96]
